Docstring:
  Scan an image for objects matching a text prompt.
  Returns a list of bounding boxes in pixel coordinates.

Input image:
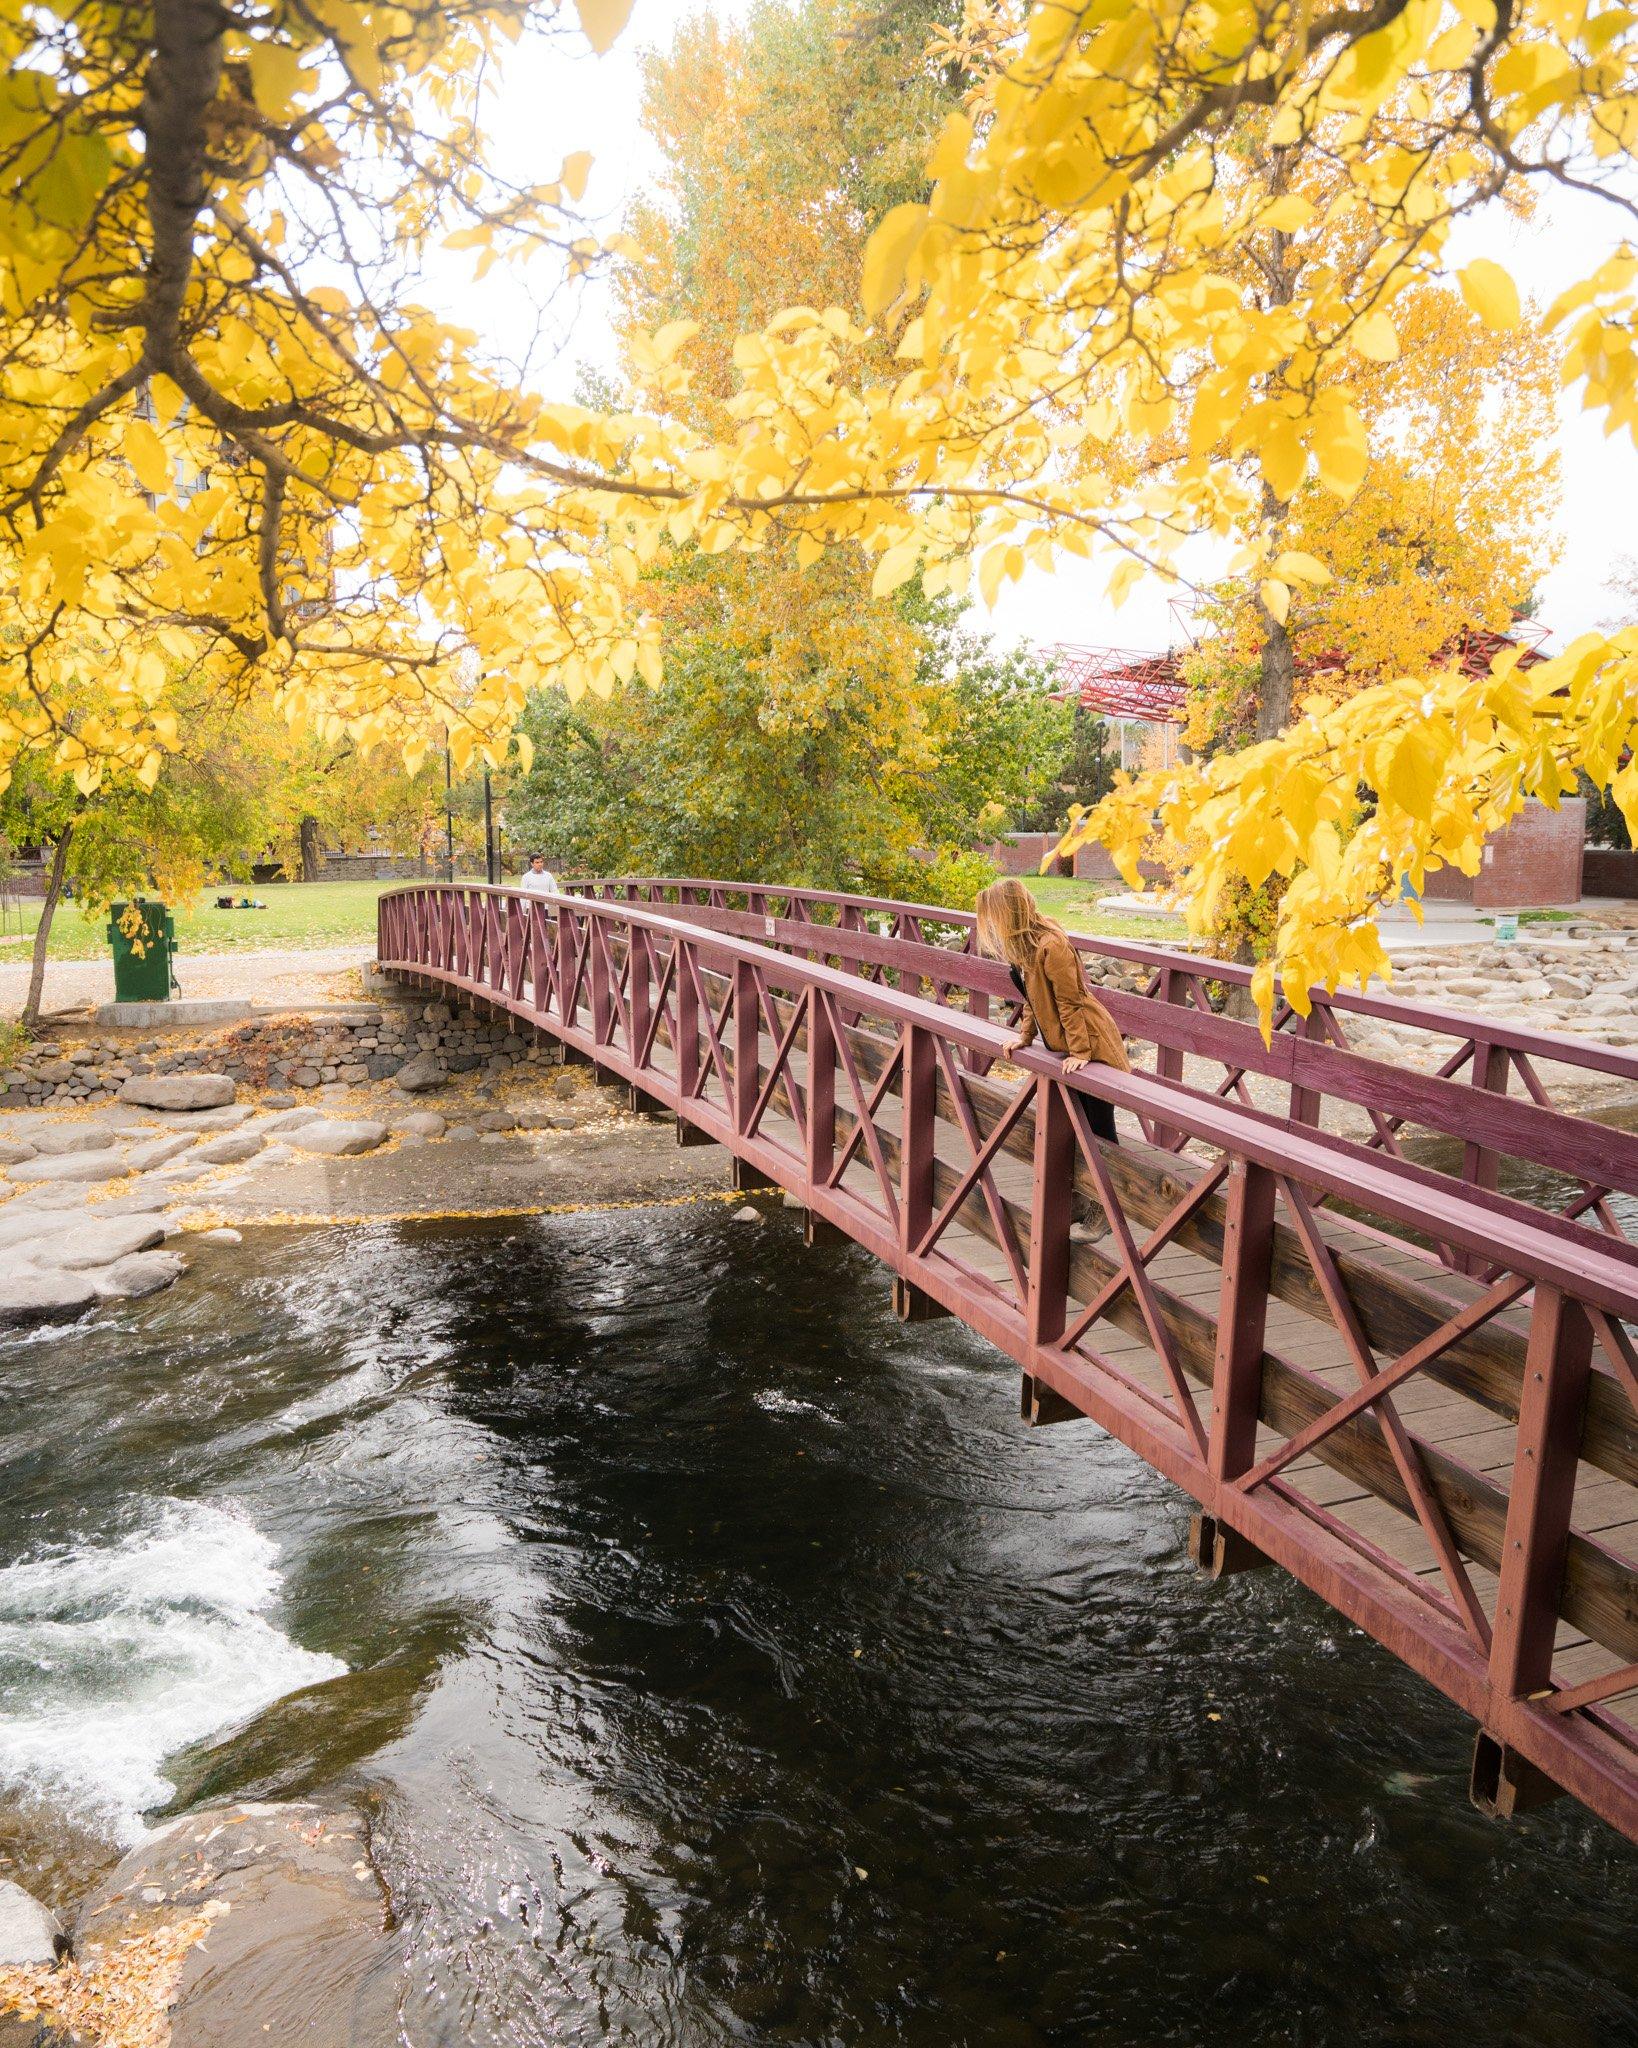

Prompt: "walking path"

[1,947,372,1018]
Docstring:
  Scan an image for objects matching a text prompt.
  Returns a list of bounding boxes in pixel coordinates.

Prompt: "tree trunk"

[22,826,72,1031]
[299,814,321,882]
[1255,606,1296,741]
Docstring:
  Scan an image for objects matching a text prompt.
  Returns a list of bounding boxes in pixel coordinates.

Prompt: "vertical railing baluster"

[900,1024,937,1260]
[731,958,757,1137]
[630,926,653,1069]
[1458,1040,1510,1272]
[676,941,700,1101]
[807,988,835,1189]
[590,914,612,1045]
[1027,1077,1074,1351]
[557,902,577,1031]
[1195,1160,1278,1576]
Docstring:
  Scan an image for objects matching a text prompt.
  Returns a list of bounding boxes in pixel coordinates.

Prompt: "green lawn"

[0,879,406,961]
[0,870,1189,964]
[1022,874,1186,944]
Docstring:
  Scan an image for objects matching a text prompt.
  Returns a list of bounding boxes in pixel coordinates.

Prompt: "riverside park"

[2,3,1638,2046]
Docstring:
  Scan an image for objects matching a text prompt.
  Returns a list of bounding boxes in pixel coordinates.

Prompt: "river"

[1,1206,1635,2044]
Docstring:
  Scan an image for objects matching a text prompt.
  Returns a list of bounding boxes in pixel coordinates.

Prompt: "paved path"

[0,947,372,1020]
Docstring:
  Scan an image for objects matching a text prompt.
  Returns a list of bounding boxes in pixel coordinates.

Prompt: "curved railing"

[564,876,1638,1260]
[378,879,1638,1844]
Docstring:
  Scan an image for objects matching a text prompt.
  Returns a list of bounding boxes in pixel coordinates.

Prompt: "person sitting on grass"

[517,853,560,896]
[973,877,1129,1149]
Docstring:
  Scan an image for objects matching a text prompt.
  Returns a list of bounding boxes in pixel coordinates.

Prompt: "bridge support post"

[675,1115,713,1148]
[800,1207,845,1247]
[1187,1512,1268,1579]
[1021,1373,1083,1426]
[1469,1733,1564,1819]
[892,1276,950,1323]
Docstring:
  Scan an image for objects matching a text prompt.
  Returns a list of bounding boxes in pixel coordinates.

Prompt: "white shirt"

[517,867,559,895]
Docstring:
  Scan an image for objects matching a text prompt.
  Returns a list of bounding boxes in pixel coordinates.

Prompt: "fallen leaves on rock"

[0,1900,228,2047]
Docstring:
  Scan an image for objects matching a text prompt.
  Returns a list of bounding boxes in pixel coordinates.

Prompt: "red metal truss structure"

[1046,621,1551,726]
[379,876,1638,1843]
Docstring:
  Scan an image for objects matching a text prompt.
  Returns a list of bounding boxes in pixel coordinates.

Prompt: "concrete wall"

[1585,847,1638,900]
[1420,798,1586,909]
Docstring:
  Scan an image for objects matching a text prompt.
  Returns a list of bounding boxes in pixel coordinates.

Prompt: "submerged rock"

[119,1074,236,1112]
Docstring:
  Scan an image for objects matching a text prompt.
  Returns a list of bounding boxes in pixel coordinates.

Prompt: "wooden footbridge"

[377,877,1638,1844]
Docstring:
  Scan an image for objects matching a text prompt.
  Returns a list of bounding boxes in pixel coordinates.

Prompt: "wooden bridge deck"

[377,879,1638,1843]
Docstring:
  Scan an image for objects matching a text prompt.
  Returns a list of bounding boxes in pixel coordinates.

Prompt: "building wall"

[979,832,1071,877]
[1585,847,1638,899]
[1419,797,1586,909]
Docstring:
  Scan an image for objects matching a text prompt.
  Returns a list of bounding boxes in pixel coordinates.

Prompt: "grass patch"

[1021,873,1186,944]
[0,878,418,962]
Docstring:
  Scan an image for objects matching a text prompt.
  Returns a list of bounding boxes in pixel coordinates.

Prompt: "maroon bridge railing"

[379,880,1638,1844]
[567,877,1638,1265]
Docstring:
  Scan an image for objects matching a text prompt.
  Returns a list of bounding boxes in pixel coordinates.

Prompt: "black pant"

[1087,1096,1117,1146]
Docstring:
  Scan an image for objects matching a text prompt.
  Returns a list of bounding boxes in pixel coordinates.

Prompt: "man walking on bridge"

[518,853,560,896]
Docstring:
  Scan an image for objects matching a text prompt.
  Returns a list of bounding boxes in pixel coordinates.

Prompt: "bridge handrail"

[376,881,1638,1312]
[562,874,1638,1090]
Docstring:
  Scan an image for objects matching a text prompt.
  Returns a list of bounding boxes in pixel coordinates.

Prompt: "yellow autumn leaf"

[123,419,171,496]
[573,0,633,55]
[861,202,926,319]
[871,540,920,597]
[1271,551,1331,586]
[1351,312,1400,361]
[1458,259,1522,332]
[1259,578,1290,625]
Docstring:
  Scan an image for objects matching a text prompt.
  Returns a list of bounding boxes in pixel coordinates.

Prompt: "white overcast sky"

[460,0,1638,662]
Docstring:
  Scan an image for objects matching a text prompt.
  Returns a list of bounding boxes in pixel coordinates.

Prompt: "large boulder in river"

[119,1073,236,1111]
[0,1877,62,1966]
[0,1270,97,1327]
[286,1119,387,1157]
[90,1250,187,1300]
[73,1801,397,2048]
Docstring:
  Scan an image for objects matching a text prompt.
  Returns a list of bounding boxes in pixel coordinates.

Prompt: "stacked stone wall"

[0,991,563,1110]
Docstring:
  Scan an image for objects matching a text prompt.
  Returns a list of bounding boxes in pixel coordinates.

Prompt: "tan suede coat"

[1014,934,1130,1070]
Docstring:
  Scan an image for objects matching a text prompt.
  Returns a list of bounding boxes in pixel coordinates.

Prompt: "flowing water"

[1,1207,1635,2046]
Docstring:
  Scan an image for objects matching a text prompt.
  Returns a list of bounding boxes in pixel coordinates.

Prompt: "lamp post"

[483,768,496,884]
[443,745,455,881]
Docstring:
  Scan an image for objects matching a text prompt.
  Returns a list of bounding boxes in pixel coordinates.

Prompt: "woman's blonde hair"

[973,877,1067,970]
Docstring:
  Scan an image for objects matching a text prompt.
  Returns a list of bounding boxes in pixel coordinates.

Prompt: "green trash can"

[107,898,177,1003]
